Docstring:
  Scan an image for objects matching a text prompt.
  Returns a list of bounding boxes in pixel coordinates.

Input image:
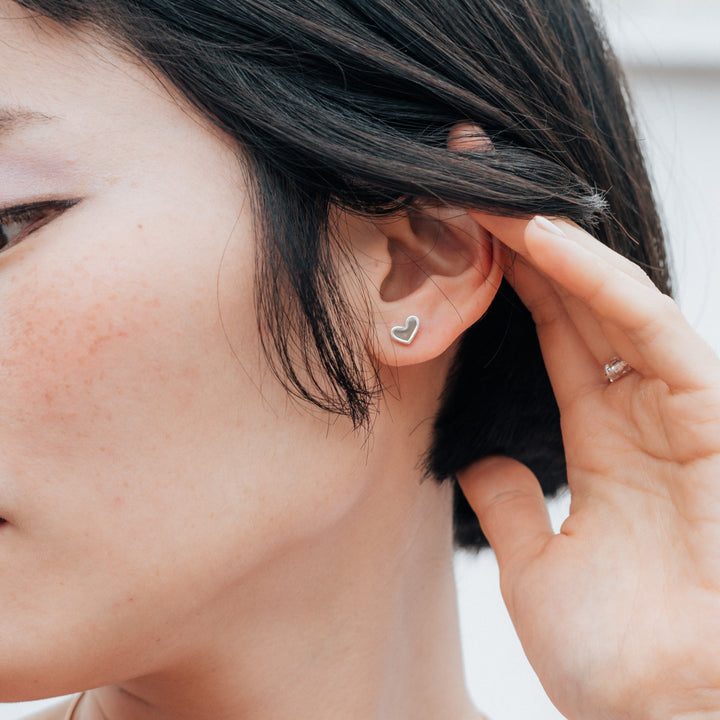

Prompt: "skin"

[0,5,500,720]
[4,4,720,720]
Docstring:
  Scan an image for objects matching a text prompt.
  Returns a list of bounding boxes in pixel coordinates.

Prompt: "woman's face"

[0,3,378,698]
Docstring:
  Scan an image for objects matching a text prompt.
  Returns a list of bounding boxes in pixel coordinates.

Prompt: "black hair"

[16,0,671,549]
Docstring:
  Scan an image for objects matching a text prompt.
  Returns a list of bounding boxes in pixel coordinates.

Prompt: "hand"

[457,215,720,720]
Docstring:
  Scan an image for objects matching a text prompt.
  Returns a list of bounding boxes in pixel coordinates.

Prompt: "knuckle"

[656,292,680,316]
[478,488,528,526]
[528,291,562,327]
[633,293,678,340]
[621,257,653,286]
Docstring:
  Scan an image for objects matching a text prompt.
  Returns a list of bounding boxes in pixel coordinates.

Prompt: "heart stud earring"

[390,315,419,345]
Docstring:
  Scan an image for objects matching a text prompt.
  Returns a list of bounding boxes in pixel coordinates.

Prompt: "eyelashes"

[0,199,79,252]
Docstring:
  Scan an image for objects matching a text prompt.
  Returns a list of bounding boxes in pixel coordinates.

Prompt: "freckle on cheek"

[1,282,135,421]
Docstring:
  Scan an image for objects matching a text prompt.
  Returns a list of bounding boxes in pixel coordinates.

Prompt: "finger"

[462,204,657,295]
[553,287,617,365]
[507,255,608,406]
[490,214,671,377]
[447,122,493,152]
[525,217,720,390]
[457,457,554,576]
[509,254,617,366]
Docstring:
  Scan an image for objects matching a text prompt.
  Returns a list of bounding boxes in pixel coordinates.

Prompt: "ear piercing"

[390,316,419,345]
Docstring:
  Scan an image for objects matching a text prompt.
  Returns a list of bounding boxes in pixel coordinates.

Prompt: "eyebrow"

[0,107,56,135]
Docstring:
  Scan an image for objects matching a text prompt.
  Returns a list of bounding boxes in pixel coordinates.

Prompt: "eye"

[0,199,78,253]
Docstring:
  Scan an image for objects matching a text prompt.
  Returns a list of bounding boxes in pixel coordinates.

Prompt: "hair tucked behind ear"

[18,0,671,549]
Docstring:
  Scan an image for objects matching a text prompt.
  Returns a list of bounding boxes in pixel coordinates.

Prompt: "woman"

[1,1,719,719]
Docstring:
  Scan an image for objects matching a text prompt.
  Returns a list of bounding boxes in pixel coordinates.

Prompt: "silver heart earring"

[390,315,419,345]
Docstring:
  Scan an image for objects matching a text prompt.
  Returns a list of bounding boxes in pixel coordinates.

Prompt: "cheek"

[0,209,367,546]
[0,225,236,500]
[0,217,348,532]
[0,261,180,460]
[0,219,373,696]
[6,288,140,407]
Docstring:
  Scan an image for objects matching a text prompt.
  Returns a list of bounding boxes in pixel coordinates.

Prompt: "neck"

[80,485,477,720]
[79,364,480,720]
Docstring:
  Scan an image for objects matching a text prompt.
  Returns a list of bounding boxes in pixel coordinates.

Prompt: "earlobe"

[349,205,506,368]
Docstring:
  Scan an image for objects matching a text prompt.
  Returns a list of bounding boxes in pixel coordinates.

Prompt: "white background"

[3,1,720,718]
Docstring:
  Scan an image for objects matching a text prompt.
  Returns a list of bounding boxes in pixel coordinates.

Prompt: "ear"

[343,205,506,367]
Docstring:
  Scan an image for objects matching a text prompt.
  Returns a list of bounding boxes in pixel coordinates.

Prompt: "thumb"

[457,457,554,575]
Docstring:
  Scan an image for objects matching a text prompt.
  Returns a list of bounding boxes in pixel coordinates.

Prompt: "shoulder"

[22,696,78,720]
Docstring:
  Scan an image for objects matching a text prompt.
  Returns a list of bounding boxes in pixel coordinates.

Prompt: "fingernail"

[533,215,566,238]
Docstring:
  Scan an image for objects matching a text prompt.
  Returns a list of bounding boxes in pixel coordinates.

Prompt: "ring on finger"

[604,357,633,383]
